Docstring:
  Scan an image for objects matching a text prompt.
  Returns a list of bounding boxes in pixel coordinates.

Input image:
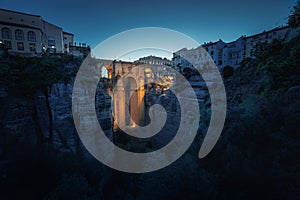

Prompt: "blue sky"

[0,0,297,50]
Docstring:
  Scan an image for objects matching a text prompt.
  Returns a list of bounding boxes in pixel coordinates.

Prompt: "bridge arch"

[100,65,113,79]
[124,77,138,126]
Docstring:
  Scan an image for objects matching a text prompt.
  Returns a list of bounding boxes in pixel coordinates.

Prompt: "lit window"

[15,29,24,41]
[17,42,24,51]
[48,39,55,47]
[145,68,152,78]
[2,28,12,39]
[27,31,36,42]
[29,43,36,51]
[4,40,12,49]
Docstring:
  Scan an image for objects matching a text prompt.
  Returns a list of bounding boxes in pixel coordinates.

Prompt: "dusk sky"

[0,0,297,49]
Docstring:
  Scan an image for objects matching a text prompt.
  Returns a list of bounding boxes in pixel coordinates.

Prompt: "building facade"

[134,55,172,66]
[173,26,300,70]
[0,8,74,55]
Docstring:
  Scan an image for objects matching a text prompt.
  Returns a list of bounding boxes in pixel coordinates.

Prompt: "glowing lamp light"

[145,73,151,78]
[145,68,152,78]
[144,68,151,73]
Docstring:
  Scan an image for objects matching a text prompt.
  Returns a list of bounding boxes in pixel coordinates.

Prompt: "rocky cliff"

[0,56,113,199]
[0,33,299,199]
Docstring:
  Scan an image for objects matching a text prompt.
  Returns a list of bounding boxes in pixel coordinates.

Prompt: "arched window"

[15,29,24,40]
[101,67,108,78]
[27,31,36,42]
[2,27,12,39]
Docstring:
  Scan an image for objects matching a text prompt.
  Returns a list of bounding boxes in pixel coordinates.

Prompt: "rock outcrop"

[0,79,113,199]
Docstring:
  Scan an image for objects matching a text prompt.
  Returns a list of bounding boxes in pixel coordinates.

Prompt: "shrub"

[222,65,234,78]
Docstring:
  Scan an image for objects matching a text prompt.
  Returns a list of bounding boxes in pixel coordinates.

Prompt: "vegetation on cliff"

[203,31,300,199]
[289,0,300,28]
[0,54,81,96]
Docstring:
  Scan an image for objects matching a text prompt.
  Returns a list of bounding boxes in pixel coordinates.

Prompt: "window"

[210,51,214,55]
[29,43,36,51]
[4,40,12,49]
[2,28,12,39]
[48,39,55,47]
[27,31,36,42]
[17,42,24,51]
[15,29,24,40]
[64,44,68,48]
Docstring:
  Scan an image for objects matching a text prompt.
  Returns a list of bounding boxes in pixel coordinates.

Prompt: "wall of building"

[0,24,43,54]
[43,21,63,53]
[0,9,75,55]
[0,9,44,55]
[173,26,300,71]
[135,55,172,66]
[63,32,74,53]
[0,9,43,30]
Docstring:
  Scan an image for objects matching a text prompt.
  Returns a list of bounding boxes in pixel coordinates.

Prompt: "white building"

[134,55,172,66]
[223,36,246,69]
[202,40,226,67]
[63,32,74,53]
[173,25,300,70]
[0,8,74,55]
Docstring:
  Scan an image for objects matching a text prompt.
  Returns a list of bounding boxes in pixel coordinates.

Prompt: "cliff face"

[0,33,299,199]
[0,83,75,157]
[0,80,113,199]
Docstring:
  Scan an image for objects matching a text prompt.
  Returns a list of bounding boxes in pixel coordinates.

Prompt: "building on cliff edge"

[173,26,300,71]
[0,8,89,56]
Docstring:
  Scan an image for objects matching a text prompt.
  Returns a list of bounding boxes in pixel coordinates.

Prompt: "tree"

[289,0,300,28]
[222,65,234,78]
